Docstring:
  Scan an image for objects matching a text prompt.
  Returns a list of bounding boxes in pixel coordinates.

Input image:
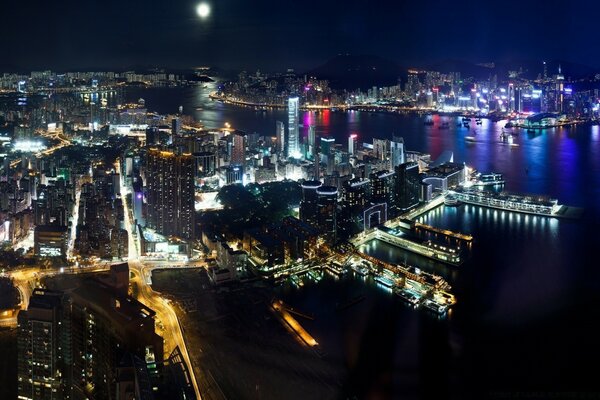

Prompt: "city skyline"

[1,2,599,399]
[3,1,600,72]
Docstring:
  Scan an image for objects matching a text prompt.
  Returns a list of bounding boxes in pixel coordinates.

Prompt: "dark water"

[129,86,600,398]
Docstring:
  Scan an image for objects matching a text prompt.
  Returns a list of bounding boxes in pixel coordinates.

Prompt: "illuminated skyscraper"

[390,136,405,168]
[316,186,338,244]
[395,162,421,211]
[18,289,67,400]
[287,97,300,158]
[231,132,246,166]
[348,134,357,155]
[307,125,316,159]
[146,149,195,240]
[300,180,322,228]
[275,120,285,155]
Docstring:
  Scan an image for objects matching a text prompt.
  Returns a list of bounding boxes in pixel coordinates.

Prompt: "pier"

[351,226,463,266]
[450,188,583,219]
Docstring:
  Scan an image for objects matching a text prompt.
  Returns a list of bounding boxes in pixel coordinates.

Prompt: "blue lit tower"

[287,97,300,158]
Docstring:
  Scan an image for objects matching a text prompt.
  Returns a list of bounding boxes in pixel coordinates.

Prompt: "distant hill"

[306,54,404,90]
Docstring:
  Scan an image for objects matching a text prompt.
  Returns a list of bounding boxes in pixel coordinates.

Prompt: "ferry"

[374,275,395,288]
[472,172,505,186]
[422,299,448,315]
[395,288,422,306]
[444,194,462,206]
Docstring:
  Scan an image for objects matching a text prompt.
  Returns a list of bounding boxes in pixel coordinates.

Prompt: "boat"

[463,122,470,128]
[374,275,394,288]
[444,194,462,206]
[475,118,482,125]
[504,121,514,128]
[350,264,370,277]
[395,288,422,306]
[422,299,448,315]
[465,136,477,142]
[195,107,203,111]
[462,117,471,122]
[472,172,505,186]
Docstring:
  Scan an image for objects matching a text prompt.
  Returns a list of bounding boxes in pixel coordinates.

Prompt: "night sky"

[2,0,599,72]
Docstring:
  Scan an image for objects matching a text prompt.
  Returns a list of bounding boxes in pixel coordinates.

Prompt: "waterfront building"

[395,162,421,211]
[145,149,195,240]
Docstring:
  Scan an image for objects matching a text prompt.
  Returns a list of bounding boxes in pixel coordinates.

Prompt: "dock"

[271,300,318,347]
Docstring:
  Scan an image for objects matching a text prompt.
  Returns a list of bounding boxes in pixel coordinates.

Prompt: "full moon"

[196,3,210,19]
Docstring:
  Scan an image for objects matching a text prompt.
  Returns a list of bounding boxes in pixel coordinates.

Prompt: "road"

[117,160,202,399]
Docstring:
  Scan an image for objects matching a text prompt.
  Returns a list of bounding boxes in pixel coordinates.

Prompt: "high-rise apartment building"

[146,149,195,240]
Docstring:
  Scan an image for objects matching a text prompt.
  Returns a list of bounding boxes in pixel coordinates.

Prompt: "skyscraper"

[18,289,68,400]
[390,136,405,168]
[307,125,316,160]
[146,149,195,240]
[348,134,357,156]
[275,121,285,156]
[316,185,338,244]
[395,162,421,211]
[300,180,322,228]
[230,132,246,166]
[287,97,300,158]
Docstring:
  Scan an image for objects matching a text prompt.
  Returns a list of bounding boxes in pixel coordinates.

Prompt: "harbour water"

[125,85,600,398]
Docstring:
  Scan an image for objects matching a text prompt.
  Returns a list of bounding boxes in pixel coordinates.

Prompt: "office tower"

[339,178,370,237]
[300,180,322,228]
[276,121,285,155]
[146,149,195,240]
[348,134,357,155]
[307,125,316,160]
[194,151,217,178]
[373,138,388,161]
[231,132,246,166]
[316,185,338,244]
[287,97,300,158]
[18,289,68,400]
[320,137,335,175]
[395,162,421,211]
[223,165,244,185]
[390,136,405,168]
